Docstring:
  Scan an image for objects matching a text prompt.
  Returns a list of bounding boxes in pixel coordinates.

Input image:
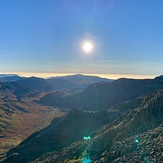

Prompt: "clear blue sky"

[0,0,163,78]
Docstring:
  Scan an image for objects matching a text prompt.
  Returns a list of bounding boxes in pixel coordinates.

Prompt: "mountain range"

[0,75,24,82]
[0,74,112,91]
[39,76,163,111]
[1,74,163,162]
[0,74,112,161]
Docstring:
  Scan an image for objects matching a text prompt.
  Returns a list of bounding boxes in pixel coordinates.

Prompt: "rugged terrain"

[0,74,112,161]
[31,89,163,163]
[39,76,163,110]
[2,75,163,163]
[4,108,118,163]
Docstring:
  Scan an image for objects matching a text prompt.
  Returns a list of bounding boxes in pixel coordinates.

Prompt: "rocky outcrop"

[31,89,163,163]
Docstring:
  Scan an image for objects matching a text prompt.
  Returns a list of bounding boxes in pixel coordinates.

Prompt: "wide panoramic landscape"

[1,0,163,163]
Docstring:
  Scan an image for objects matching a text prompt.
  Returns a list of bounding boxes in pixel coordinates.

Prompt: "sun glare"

[83,41,93,53]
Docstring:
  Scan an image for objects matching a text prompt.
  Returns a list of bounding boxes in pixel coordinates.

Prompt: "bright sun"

[83,41,93,53]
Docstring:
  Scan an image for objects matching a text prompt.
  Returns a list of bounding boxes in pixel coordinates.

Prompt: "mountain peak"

[0,75,23,82]
[155,75,163,79]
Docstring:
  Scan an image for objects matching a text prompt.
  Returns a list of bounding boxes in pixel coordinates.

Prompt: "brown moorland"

[0,91,64,161]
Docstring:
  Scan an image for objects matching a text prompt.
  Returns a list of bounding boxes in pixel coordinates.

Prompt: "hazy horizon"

[0,72,158,80]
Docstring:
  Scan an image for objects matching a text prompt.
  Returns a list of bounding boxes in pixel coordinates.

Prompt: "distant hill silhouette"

[48,74,112,82]
[47,74,113,91]
[1,74,112,92]
[0,75,24,82]
[40,76,163,110]
[17,77,53,91]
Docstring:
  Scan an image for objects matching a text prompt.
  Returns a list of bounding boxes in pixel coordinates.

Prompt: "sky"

[0,0,163,79]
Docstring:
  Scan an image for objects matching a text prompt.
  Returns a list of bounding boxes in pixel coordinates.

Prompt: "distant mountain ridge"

[0,75,24,82]
[17,77,53,91]
[47,74,113,91]
[1,75,163,111]
[49,74,112,83]
[0,74,112,92]
[39,76,163,110]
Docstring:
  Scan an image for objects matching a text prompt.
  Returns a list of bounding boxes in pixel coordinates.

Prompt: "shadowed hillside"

[39,76,163,111]
[30,89,163,163]
[15,75,112,92]
[4,109,118,163]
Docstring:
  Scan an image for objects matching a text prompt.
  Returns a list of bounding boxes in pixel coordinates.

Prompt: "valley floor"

[0,94,65,162]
